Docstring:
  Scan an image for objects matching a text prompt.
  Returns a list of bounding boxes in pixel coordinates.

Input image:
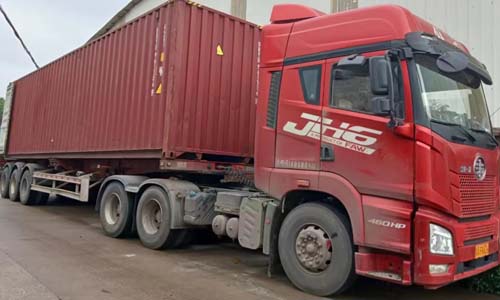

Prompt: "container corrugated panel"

[162,1,259,158]
[7,0,259,161]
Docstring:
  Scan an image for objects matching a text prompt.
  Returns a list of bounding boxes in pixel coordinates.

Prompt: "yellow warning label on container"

[216,45,224,56]
[156,83,162,95]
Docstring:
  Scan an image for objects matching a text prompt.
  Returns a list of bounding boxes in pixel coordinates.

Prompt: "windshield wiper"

[430,119,476,142]
[470,128,499,146]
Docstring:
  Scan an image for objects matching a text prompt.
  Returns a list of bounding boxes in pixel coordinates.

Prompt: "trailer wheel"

[19,169,48,206]
[136,186,183,250]
[278,202,356,296]
[99,182,134,238]
[0,167,11,199]
[8,169,20,202]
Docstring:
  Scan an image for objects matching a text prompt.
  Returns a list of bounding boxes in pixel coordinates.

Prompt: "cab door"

[320,54,414,201]
[274,61,326,185]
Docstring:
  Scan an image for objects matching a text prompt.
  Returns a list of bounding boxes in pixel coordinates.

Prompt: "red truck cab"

[256,4,500,295]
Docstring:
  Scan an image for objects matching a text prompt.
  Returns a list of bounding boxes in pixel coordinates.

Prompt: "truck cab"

[255,4,500,295]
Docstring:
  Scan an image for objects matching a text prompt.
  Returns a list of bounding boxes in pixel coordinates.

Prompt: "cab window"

[299,66,321,105]
[330,64,374,113]
[330,58,404,118]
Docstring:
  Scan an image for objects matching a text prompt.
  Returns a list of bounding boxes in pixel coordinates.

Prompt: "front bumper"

[414,207,500,287]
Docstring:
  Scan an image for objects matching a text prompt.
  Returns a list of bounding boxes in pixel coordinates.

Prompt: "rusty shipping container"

[5,0,260,161]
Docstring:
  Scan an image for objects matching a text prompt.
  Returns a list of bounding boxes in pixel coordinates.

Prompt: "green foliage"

[466,267,500,295]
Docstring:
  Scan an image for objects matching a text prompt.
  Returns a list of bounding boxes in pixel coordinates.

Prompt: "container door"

[275,61,326,173]
[0,83,14,155]
[320,55,414,201]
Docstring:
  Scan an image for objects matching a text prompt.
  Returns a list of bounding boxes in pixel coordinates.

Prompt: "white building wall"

[112,0,166,29]
[358,0,500,126]
[196,0,232,14]
[111,0,232,31]
[246,0,331,25]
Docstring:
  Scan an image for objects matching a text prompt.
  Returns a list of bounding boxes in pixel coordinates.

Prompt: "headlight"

[429,224,454,256]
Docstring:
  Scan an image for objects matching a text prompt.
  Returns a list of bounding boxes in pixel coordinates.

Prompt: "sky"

[0,0,129,98]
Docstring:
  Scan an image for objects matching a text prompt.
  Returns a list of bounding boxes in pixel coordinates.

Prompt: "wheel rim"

[295,224,333,273]
[141,198,163,235]
[104,193,121,225]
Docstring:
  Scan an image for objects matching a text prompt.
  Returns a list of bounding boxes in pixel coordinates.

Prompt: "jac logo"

[283,112,382,155]
[368,218,407,230]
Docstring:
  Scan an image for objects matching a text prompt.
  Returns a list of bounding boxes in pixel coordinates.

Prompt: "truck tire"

[8,169,20,202]
[0,166,11,199]
[99,182,134,238]
[19,169,48,205]
[136,186,183,250]
[278,202,356,296]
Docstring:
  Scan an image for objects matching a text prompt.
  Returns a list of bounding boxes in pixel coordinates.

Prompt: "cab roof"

[262,4,467,67]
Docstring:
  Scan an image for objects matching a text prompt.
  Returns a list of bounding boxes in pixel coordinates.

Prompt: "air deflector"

[270,4,325,24]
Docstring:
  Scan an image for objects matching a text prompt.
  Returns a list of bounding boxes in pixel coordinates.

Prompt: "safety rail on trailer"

[31,170,102,202]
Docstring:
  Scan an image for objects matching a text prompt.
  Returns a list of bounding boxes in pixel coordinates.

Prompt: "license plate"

[475,243,489,259]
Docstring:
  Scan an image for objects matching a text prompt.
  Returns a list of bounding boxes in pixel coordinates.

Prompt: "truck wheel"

[0,166,11,199]
[99,182,134,238]
[278,202,356,296]
[136,186,182,250]
[8,169,20,202]
[19,169,46,206]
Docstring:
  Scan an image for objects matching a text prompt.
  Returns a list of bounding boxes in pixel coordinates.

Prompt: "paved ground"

[0,198,499,300]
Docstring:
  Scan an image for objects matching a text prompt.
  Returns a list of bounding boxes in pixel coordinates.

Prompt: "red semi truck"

[1,0,499,296]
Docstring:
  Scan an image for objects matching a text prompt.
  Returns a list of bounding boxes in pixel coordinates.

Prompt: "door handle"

[320,144,335,161]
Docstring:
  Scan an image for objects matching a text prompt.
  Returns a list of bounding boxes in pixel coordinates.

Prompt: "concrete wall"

[246,0,332,25]
[358,0,500,126]
[107,0,335,29]
[111,0,165,30]
[111,0,232,31]
[197,0,232,15]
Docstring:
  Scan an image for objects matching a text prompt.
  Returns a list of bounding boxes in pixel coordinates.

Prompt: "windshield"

[415,54,492,133]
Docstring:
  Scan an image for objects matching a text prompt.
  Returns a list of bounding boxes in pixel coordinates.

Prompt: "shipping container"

[4,0,260,161]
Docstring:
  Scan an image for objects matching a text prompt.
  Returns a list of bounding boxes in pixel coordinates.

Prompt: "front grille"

[457,175,496,218]
[464,223,496,241]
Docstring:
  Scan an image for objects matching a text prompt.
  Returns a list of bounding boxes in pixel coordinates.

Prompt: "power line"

[0,4,39,69]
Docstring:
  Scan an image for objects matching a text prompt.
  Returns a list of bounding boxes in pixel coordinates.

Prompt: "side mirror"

[371,97,391,116]
[369,57,390,95]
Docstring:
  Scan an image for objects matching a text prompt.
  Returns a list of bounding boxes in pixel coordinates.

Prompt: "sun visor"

[406,32,492,85]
